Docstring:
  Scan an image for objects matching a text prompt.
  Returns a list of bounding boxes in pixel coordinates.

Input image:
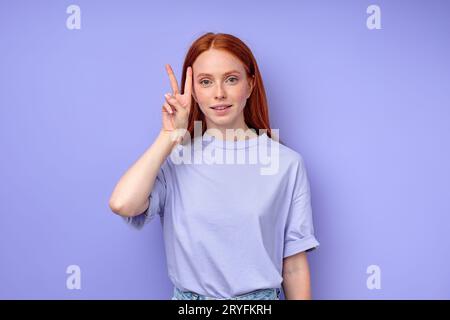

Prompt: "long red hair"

[179,32,279,142]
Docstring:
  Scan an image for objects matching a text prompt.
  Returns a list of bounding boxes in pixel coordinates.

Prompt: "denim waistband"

[172,286,281,300]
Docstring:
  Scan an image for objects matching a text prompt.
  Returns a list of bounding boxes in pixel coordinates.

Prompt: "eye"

[199,76,238,86]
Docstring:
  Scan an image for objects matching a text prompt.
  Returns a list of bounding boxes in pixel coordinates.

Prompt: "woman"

[109,32,319,300]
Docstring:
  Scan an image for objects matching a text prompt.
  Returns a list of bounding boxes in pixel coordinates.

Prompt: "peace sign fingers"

[161,64,192,135]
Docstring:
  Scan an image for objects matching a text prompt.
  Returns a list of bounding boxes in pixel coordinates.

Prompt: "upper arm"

[283,156,320,258]
[122,161,168,229]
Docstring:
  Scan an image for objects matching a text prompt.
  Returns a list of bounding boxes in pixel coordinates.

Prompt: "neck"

[205,118,258,141]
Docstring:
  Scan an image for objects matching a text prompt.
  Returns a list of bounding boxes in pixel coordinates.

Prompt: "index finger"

[184,66,192,97]
[165,64,180,95]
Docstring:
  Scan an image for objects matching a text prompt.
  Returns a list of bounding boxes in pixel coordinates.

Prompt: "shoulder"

[268,135,305,168]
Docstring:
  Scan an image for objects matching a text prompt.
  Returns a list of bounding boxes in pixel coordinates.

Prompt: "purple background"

[1,0,449,299]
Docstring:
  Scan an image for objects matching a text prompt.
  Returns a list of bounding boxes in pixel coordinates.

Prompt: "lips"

[210,104,232,110]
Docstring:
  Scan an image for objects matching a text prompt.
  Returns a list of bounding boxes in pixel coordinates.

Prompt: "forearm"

[282,269,312,300]
[109,130,178,217]
[282,251,313,300]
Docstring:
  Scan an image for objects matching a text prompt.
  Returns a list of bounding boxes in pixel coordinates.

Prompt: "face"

[191,49,254,132]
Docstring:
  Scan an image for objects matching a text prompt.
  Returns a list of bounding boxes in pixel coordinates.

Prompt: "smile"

[210,105,232,110]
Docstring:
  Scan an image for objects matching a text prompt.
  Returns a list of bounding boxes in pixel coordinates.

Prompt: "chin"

[208,116,236,126]
[202,106,242,126]
[209,118,233,126]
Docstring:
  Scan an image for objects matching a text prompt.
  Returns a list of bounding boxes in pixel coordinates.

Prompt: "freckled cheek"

[193,88,212,113]
[193,86,208,104]
[233,88,250,107]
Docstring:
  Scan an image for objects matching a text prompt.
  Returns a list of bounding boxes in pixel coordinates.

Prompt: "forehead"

[193,49,245,75]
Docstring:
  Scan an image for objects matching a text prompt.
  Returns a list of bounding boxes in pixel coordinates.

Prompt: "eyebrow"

[196,70,241,78]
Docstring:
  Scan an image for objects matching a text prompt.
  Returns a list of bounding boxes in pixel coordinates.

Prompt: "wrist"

[158,129,185,148]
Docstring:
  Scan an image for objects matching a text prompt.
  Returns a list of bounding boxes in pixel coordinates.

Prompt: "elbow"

[109,198,132,217]
[109,198,123,215]
[109,197,147,218]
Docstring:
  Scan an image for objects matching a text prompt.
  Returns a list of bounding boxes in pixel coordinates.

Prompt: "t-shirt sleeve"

[283,155,320,258]
[122,159,168,230]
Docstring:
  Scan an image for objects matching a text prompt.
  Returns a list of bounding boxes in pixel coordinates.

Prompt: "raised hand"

[161,64,193,144]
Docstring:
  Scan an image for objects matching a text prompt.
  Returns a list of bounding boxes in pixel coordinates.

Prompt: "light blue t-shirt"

[124,130,319,298]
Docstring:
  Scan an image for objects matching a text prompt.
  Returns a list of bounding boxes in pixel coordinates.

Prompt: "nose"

[215,83,226,100]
